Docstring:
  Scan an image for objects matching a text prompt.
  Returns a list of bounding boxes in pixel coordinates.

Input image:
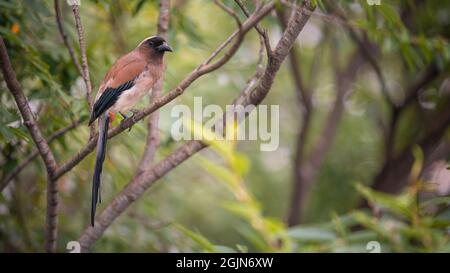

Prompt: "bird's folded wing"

[89,57,147,124]
[89,80,135,124]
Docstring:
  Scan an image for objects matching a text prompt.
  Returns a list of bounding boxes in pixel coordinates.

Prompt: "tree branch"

[0,37,59,252]
[78,1,315,251]
[71,4,95,138]
[54,0,83,77]
[234,0,272,56]
[215,0,242,29]
[368,66,443,197]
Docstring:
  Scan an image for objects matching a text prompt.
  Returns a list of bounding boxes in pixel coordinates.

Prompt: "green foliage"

[171,119,450,253]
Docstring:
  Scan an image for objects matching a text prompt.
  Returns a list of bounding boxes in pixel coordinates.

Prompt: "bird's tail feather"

[91,113,110,226]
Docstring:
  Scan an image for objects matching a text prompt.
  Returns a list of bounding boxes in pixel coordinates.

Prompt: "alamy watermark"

[170,97,279,151]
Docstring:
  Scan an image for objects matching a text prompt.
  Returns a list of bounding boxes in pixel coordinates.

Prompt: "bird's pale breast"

[110,66,160,113]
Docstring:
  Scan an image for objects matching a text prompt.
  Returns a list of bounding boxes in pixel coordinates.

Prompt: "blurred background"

[0,0,449,252]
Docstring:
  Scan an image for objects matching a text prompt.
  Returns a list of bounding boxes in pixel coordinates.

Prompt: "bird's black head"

[140,36,172,54]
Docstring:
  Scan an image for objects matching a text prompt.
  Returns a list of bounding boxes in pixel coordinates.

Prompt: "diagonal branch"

[0,37,59,252]
[78,0,315,252]
[53,2,276,181]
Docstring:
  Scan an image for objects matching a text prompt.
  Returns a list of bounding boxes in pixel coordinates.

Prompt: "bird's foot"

[120,109,140,132]
[129,109,140,115]
[119,111,128,120]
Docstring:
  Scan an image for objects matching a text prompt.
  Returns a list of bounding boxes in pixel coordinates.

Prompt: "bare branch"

[0,37,59,252]
[234,0,263,36]
[136,0,170,175]
[53,2,276,181]
[215,0,242,28]
[234,0,272,56]
[78,0,315,252]
[71,4,95,138]
[382,64,438,167]
[54,0,83,76]
[368,65,442,196]
[0,119,81,191]
[275,6,310,106]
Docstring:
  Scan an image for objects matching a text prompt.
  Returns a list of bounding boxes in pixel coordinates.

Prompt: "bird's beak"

[156,42,173,53]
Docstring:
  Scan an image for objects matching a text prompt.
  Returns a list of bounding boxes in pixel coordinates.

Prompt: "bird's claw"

[120,109,140,132]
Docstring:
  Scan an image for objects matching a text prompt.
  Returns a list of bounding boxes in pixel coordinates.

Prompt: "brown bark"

[0,38,59,252]
[369,64,441,196]
[371,98,450,195]
[71,4,95,138]
[54,0,83,76]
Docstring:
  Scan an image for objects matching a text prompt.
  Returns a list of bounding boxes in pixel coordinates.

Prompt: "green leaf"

[355,183,413,218]
[420,196,450,209]
[287,226,337,242]
[230,152,250,176]
[0,124,15,141]
[236,244,248,253]
[9,127,31,142]
[173,224,216,252]
[263,217,286,234]
[213,245,237,253]
[346,230,378,244]
[239,226,270,251]
[132,0,147,16]
[196,155,238,187]
[378,3,403,29]
[221,201,259,221]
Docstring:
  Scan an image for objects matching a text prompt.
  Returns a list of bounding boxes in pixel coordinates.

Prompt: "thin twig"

[54,0,83,76]
[234,0,264,36]
[71,4,95,138]
[234,0,272,55]
[215,0,242,28]
[0,37,59,252]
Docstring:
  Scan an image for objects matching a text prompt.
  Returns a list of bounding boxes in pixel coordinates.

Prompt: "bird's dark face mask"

[146,36,173,53]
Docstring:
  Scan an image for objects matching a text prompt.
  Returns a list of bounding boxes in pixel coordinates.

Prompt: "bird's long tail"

[91,113,110,226]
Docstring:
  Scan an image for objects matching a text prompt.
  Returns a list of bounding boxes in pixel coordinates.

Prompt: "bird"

[88,36,172,226]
